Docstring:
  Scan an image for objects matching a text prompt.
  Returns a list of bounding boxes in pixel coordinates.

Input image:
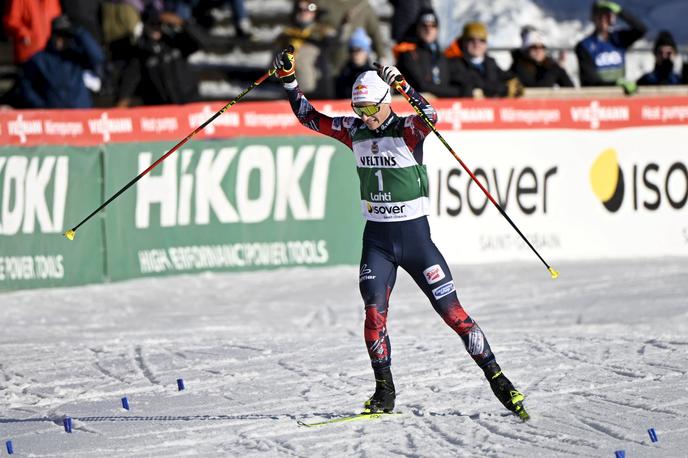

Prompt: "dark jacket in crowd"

[510,54,574,88]
[395,40,457,97]
[575,9,646,86]
[637,64,682,86]
[60,0,104,43]
[18,26,105,108]
[637,30,682,86]
[335,61,374,99]
[388,0,432,43]
[117,19,204,105]
[445,42,514,98]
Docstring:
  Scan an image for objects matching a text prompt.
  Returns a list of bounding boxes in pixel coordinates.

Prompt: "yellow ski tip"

[64,229,76,241]
[548,267,559,279]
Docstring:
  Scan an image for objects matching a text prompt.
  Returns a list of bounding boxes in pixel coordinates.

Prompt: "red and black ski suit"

[284,82,497,372]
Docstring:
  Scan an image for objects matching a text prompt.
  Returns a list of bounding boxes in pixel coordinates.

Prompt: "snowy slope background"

[1,259,687,456]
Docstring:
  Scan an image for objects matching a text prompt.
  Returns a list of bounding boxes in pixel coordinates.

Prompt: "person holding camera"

[16,14,104,108]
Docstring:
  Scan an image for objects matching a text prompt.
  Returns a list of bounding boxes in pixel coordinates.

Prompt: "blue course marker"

[614,451,625,458]
[122,396,130,410]
[177,378,185,391]
[648,428,658,442]
[6,440,14,454]
[63,417,73,433]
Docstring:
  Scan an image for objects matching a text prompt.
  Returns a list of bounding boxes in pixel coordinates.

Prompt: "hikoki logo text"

[590,148,688,212]
[135,144,335,228]
[0,155,68,235]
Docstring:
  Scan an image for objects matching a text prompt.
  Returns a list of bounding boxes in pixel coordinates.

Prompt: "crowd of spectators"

[1,0,687,109]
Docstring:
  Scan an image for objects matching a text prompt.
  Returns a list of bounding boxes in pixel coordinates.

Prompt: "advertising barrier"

[103,137,362,281]
[0,96,686,290]
[424,127,688,263]
[0,146,104,289]
[2,97,688,146]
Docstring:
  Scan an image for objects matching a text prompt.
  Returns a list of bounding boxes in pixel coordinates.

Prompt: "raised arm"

[378,65,437,160]
[274,49,355,148]
[380,65,437,128]
[616,7,647,48]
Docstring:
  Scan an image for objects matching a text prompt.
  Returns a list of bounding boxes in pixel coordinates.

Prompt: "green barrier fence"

[0,138,363,290]
[0,146,104,290]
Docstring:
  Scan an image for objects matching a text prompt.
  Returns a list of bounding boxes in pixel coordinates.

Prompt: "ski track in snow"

[1,259,687,457]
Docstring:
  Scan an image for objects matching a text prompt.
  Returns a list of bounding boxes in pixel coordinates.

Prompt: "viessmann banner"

[1,97,688,146]
[0,97,686,290]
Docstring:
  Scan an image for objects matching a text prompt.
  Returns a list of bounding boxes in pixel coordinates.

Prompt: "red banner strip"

[1,97,687,146]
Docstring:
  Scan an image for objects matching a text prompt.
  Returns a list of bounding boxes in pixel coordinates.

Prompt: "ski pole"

[383,69,559,279]
[63,48,291,241]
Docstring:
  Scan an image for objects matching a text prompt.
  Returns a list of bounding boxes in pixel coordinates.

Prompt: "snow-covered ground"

[2,258,687,457]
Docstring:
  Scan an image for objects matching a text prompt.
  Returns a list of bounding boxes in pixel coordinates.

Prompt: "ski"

[297,411,401,427]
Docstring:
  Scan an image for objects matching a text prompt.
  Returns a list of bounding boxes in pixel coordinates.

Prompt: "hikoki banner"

[0,137,363,290]
[1,96,688,146]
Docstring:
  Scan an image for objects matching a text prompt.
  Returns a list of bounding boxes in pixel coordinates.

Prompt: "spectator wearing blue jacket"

[575,1,646,93]
[18,15,104,108]
[335,27,375,99]
[637,31,682,86]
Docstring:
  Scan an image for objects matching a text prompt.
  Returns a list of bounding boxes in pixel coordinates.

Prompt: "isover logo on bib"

[367,203,406,215]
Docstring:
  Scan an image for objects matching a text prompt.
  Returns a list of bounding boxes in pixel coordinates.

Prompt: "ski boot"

[363,366,395,413]
[483,361,529,421]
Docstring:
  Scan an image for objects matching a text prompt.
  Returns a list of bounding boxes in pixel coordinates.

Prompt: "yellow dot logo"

[367,202,373,212]
[590,148,624,212]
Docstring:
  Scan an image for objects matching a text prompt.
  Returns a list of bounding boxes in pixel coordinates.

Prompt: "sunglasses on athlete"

[351,88,389,117]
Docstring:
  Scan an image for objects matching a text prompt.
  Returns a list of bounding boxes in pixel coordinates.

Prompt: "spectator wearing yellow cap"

[444,21,523,98]
[510,29,574,88]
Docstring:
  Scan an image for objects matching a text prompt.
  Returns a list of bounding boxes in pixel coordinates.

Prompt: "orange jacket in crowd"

[3,0,62,63]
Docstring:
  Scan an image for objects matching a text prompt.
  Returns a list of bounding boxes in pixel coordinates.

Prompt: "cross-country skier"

[273,48,528,420]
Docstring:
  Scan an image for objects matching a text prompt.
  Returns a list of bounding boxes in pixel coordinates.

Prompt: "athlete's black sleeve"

[616,9,647,48]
